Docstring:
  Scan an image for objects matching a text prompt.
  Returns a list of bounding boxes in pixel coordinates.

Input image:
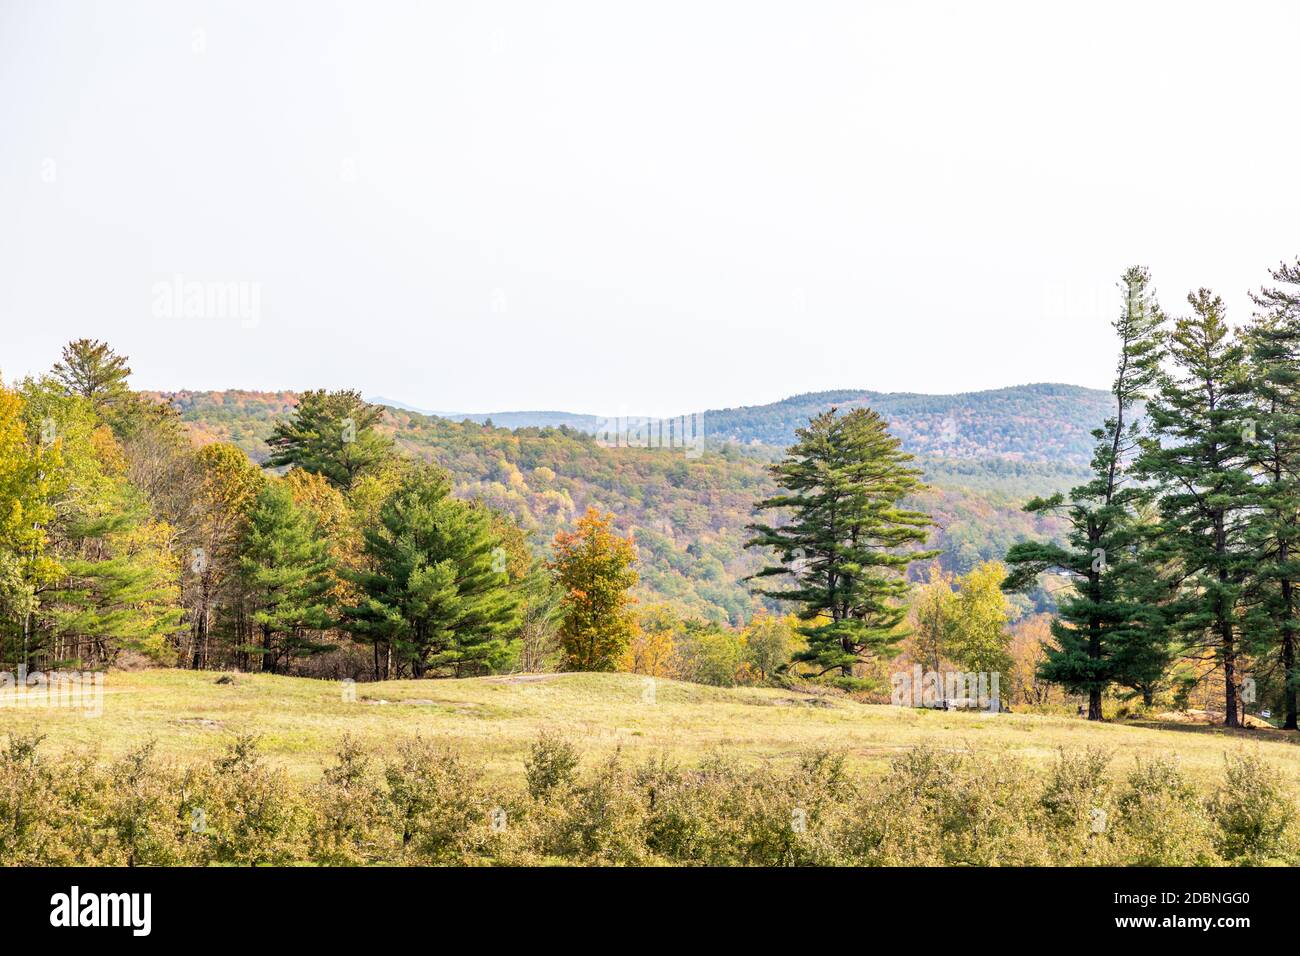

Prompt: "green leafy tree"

[265,390,394,490]
[239,480,335,674]
[345,466,520,678]
[1136,289,1255,727]
[550,507,638,671]
[746,407,935,683]
[1004,267,1166,719]
[673,619,742,686]
[946,561,1013,676]
[0,386,60,668]
[11,379,184,669]
[742,613,797,681]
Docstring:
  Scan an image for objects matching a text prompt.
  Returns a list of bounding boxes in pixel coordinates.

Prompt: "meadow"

[3,668,1295,786]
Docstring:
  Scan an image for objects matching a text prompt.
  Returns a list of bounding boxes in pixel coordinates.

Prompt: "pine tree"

[1137,289,1255,727]
[48,497,185,665]
[1003,267,1166,719]
[50,339,132,411]
[550,507,638,671]
[239,480,335,674]
[1242,258,1300,729]
[265,390,394,491]
[345,466,520,678]
[745,407,935,683]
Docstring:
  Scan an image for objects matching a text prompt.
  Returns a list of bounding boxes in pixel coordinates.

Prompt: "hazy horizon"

[135,379,1111,420]
[5,1,1300,417]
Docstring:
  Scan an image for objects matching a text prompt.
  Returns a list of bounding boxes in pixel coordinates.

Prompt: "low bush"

[0,732,1296,867]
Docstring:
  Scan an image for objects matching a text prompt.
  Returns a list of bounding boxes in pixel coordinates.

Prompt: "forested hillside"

[366,383,1115,466]
[153,389,1071,622]
[701,384,1115,464]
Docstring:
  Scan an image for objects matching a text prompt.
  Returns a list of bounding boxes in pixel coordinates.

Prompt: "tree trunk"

[261,626,276,675]
[1223,624,1239,728]
[1283,577,1298,730]
[1284,625,1298,731]
[1216,509,1239,729]
[1087,595,1102,720]
[191,595,208,670]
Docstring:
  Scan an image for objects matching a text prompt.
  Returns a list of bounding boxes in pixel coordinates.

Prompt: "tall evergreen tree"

[745,407,934,683]
[239,481,335,674]
[1003,267,1166,719]
[1137,289,1255,727]
[265,390,394,491]
[1242,258,1300,729]
[50,339,132,411]
[48,496,184,666]
[345,466,519,678]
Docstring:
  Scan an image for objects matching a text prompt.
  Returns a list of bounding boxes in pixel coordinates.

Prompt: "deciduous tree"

[551,507,638,672]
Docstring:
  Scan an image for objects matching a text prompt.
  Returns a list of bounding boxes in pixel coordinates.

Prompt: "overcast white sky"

[3,1,1299,417]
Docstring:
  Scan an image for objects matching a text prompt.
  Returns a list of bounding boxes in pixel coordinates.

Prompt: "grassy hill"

[3,668,1292,786]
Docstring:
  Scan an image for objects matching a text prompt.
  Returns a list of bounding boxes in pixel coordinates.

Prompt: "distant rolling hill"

[367,383,1114,467]
[368,397,608,433]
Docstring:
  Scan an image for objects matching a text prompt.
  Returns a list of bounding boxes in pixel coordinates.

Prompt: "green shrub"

[1209,752,1300,864]
[1114,757,1219,866]
[101,741,198,866]
[673,626,743,687]
[1039,747,1116,864]
[382,738,493,864]
[524,731,580,802]
[196,734,304,866]
[309,736,390,865]
[0,731,1296,867]
[543,752,648,864]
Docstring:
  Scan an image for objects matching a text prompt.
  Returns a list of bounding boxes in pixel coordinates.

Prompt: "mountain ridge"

[369,382,1108,420]
[362,382,1113,466]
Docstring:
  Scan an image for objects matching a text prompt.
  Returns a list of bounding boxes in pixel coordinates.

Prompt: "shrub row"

[0,732,1295,866]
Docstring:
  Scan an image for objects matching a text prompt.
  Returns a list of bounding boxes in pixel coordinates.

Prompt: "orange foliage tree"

[550,507,638,671]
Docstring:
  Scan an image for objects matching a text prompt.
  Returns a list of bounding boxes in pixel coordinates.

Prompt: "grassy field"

[2,669,1298,786]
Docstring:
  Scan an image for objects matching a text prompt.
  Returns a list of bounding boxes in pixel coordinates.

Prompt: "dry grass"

[2,668,1298,785]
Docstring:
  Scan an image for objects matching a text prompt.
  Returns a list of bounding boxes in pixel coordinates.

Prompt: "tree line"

[741,259,1300,728]
[8,253,1300,724]
[1001,261,1300,727]
[0,341,648,680]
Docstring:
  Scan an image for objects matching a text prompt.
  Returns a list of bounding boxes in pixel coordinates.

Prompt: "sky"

[3,0,1299,418]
